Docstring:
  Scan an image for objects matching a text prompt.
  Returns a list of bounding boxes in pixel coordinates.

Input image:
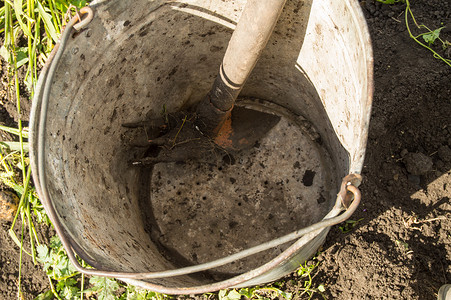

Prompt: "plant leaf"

[31,194,51,225]
[238,288,253,298]
[61,284,80,299]
[0,124,29,138]
[36,1,59,43]
[50,235,62,249]
[218,289,241,300]
[422,27,444,46]
[15,46,29,68]
[56,279,66,291]
[36,244,52,272]
[8,229,32,256]
[13,0,33,38]
[0,46,10,63]
[0,45,29,67]
[122,285,150,300]
[269,287,292,300]
[89,276,120,300]
[34,290,54,300]
[0,141,29,152]
[55,256,70,277]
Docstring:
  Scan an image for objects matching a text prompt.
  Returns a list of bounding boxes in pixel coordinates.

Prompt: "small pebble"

[404,152,433,175]
[435,160,445,170]
[400,149,409,157]
[407,174,421,185]
[438,145,451,162]
[0,191,19,223]
[366,2,376,15]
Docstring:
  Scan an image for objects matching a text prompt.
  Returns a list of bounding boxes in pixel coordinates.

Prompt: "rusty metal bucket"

[29,0,373,294]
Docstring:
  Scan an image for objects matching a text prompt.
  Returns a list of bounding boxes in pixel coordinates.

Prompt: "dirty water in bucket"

[137,99,337,279]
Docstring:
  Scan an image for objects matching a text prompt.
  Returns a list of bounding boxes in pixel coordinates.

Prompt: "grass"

[296,257,326,300]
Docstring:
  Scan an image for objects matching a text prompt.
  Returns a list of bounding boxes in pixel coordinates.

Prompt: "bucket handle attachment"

[72,7,94,31]
[33,8,362,282]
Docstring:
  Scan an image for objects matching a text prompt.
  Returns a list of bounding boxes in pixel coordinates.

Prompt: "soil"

[0,0,450,299]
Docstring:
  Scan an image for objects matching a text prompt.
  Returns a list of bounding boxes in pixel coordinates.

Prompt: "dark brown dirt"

[294,0,451,299]
[1,0,450,299]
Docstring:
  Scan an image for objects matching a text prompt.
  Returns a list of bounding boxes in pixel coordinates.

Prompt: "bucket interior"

[36,0,372,289]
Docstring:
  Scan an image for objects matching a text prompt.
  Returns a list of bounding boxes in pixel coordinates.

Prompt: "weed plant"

[217,255,326,300]
[217,286,292,300]
[377,0,451,67]
[339,218,364,233]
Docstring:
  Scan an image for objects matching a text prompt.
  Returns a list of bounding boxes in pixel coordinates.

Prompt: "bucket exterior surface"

[30,0,372,293]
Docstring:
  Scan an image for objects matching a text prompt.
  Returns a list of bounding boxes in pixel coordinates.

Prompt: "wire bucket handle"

[30,6,363,293]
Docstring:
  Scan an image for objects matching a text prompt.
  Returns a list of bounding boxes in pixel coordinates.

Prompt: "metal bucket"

[29,0,372,294]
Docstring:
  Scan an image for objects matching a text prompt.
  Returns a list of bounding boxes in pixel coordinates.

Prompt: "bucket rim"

[28,0,370,293]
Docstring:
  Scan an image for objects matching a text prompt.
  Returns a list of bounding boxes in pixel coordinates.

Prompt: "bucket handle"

[32,7,362,282]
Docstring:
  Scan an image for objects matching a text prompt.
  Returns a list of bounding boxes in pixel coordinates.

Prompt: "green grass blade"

[0,150,19,166]
[80,261,85,300]
[9,166,32,231]
[13,0,34,37]
[36,1,59,43]
[0,124,29,138]
[0,141,29,152]
[47,276,63,300]
[47,0,61,35]
[8,228,32,256]
[27,13,41,95]
[25,201,37,263]
[4,1,12,48]
[11,44,27,183]
[18,216,25,299]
